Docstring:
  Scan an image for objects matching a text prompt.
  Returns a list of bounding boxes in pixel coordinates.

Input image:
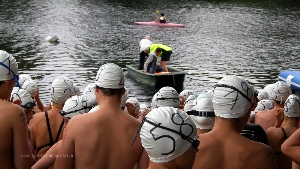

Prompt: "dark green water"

[0,0,299,104]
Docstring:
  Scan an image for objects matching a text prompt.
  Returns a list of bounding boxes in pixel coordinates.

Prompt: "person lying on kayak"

[143,48,163,74]
[156,13,166,23]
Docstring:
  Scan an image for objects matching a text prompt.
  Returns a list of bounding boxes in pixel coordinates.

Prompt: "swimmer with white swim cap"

[125,97,140,118]
[151,86,180,109]
[179,89,194,109]
[32,95,92,169]
[255,81,290,131]
[254,99,274,113]
[194,75,277,169]
[120,87,129,110]
[29,76,75,159]
[266,94,300,169]
[183,95,196,113]
[257,89,269,101]
[186,93,215,134]
[83,83,97,105]
[132,106,199,169]
[19,74,32,87]
[0,50,34,168]
[55,63,149,169]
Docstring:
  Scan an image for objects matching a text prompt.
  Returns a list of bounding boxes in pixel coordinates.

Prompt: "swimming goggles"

[186,110,215,117]
[21,101,36,109]
[0,61,21,88]
[60,106,94,118]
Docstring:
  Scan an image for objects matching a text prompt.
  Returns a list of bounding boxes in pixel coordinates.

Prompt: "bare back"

[59,108,146,169]
[255,109,277,131]
[267,126,299,169]
[29,108,65,159]
[193,130,277,169]
[0,100,33,169]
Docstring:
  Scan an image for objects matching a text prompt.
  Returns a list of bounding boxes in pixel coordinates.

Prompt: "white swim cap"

[83,83,97,105]
[263,84,275,100]
[183,95,196,113]
[284,94,300,117]
[61,95,96,118]
[22,79,37,98]
[126,97,140,114]
[179,90,194,100]
[19,74,32,87]
[152,87,180,108]
[271,81,290,104]
[188,93,215,130]
[72,84,81,96]
[257,90,269,101]
[88,105,99,113]
[254,99,274,113]
[11,87,35,108]
[213,75,255,118]
[95,63,124,89]
[0,50,20,87]
[139,107,199,163]
[51,76,74,104]
[120,87,128,108]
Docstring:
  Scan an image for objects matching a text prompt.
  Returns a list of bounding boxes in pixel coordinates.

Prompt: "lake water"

[0,0,299,104]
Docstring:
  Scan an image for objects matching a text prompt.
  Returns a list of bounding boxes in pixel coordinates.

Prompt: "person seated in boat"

[156,13,166,23]
[143,48,163,74]
[150,44,172,72]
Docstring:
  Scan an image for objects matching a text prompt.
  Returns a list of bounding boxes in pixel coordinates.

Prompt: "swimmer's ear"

[121,88,126,95]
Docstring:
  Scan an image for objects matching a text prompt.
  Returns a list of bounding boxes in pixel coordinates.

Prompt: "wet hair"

[96,86,123,96]
[0,81,3,86]
[155,48,162,53]
[161,13,164,16]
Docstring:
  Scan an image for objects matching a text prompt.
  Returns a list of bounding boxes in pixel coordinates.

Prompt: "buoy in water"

[46,35,58,42]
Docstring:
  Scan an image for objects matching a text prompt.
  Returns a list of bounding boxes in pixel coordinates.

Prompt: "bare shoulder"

[1,102,24,120]
[29,111,45,126]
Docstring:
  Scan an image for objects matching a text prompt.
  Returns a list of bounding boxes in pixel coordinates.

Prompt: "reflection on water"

[0,0,300,104]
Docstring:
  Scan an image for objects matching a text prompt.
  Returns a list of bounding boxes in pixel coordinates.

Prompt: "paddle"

[155,9,159,21]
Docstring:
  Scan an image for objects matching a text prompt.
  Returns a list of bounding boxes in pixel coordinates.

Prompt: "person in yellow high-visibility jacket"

[150,44,172,72]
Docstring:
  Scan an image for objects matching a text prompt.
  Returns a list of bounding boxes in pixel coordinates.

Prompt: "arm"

[32,141,61,169]
[143,55,153,72]
[12,105,34,168]
[137,148,149,169]
[281,128,300,165]
[35,88,45,112]
[54,119,76,169]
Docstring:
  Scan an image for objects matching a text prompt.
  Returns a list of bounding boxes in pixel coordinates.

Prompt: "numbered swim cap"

[138,107,199,163]
[61,95,96,118]
[152,86,180,108]
[254,99,274,113]
[72,84,81,96]
[51,76,74,104]
[183,95,196,113]
[95,63,124,89]
[19,74,32,87]
[11,87,35,108]
[271,81,290,104]
[88,105,99,113]
[0,50,20,88]
[126,97,140,114]
[83,83,97,105]
[22,79,37,98]
[179,90,194,100]
[284,94,300,117]
[263,84,276,100]
[188,93,215,130]
[213,75,255,118]
[257,90,269,101]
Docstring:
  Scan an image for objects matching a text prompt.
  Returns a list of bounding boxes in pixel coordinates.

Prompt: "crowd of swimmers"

[1,49,300,169]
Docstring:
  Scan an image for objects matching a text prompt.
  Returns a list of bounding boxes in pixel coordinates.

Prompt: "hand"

[137,108,150,121]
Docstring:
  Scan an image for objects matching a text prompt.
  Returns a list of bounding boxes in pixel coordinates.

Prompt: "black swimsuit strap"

[281,127,288,139]
[45,112,55,144]
[55,118,65,142]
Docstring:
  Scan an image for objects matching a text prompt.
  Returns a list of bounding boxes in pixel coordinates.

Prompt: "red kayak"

[134,21,185,27]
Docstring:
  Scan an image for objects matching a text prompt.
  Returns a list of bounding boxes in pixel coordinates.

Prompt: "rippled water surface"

[0,0,299,104]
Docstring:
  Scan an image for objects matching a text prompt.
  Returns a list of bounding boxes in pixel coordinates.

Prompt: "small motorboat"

[134,21,185,27]
[46,35,59,42]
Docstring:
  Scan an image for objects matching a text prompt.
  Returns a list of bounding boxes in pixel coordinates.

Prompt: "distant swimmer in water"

[194,75,278,169]
[0,50,34,169]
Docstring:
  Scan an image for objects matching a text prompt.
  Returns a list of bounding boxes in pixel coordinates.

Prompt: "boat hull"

[134,21,185,27]
[126,64,186,88]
